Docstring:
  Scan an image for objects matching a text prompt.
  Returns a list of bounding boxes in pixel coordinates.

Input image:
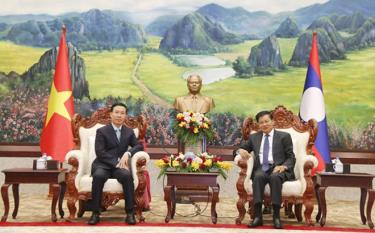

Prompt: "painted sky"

[2,0,329,15]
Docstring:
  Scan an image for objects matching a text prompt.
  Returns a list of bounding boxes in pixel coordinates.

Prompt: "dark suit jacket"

[92,124,144,174]
[239,129,296,181]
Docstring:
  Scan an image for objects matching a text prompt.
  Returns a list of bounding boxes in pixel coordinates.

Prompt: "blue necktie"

[116,129,121,142]
[262,134,270,172]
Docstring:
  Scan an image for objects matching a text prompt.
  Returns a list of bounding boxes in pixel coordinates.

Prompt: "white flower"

[193,157,203,164]
[178,153,185,160]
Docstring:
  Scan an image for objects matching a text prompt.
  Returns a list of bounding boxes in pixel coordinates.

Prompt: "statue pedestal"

[177,137,207,155]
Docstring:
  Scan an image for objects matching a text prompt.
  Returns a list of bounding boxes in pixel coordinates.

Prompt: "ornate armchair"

[65,107,150,222]
[234,105,318,226]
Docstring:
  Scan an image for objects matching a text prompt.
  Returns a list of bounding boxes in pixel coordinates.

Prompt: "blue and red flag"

[299,32,331,174]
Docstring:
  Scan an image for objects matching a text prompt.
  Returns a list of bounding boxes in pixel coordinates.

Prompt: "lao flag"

[299,32,331,174]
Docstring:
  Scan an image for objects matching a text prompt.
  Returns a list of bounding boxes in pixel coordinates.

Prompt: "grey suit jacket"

[91,124,144,174]
[239,129,296,181]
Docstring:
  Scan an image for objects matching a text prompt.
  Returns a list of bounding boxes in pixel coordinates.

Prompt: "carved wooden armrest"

[130,151,150,190]
[301,154,317,206]
[65,150,83,196]
[302,155,318,175]
[235,154,254,194]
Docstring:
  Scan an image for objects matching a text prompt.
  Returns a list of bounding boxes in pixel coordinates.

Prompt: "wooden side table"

[163,172,220,224]
[1,168,67,222]
[315,172,375,229]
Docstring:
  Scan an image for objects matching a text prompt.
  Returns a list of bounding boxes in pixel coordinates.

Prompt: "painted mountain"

[159,12,243,51]
[193,0,375,38]
[196,3,278,37]
[145,15,183,36]
[274,17,300,38]
[5,9,146,50]
[290,0,375,28]
[330,12,367,33]
[345,17,375,49]
[290,17,345,67]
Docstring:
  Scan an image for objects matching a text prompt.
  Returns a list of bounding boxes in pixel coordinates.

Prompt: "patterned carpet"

[0,194,374,232]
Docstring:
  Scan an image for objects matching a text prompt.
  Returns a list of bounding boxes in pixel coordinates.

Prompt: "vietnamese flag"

[40,26,75,162]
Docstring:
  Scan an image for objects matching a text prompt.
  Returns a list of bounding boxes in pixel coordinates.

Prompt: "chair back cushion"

[274,128,309,179]
[79,123,105,175]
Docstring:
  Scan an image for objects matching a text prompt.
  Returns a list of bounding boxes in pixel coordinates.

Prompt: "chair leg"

[67,195,78,219]
[288,203,296,219]
[303,198,314,226]
[235,193,248,224]
[284,200,289,216]
[295,203,303,222]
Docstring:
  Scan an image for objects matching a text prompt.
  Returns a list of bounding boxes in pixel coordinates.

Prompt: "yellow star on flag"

[45,82,72,126]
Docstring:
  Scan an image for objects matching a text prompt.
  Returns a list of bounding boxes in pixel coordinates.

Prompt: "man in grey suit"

[237,110,295,229]
[88,103,144,225]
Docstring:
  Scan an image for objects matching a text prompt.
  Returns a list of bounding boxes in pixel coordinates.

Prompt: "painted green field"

[0,41,47,74]
[146,36,162,49]
[81,49,143,99]
[138,52,189,102]
[278,38,298,63]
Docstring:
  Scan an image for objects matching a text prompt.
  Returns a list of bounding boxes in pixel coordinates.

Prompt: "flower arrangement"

[173,111,214,144]
[155,152,232,179]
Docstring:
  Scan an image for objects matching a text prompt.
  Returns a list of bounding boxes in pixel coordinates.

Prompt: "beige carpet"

[0,194,374,232]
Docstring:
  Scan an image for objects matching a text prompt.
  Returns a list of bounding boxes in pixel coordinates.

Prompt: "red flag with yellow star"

[40,26,75,162]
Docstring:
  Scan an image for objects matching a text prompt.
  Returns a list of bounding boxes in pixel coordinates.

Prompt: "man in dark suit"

[237,110,295,229]
[88,103,144,225]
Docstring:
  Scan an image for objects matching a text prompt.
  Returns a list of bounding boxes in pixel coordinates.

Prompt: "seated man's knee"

[92,170,109,182]
[253,170,266,181]
[116,169,132,182]
[269,173,282,183]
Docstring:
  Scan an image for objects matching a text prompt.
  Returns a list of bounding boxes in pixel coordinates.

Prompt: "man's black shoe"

[248,217,263,228]
[125,213,136,225]
[273,217,283,229]
[88,213,100,225]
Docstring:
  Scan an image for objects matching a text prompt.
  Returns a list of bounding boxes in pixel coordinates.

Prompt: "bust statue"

[173,74,215,114]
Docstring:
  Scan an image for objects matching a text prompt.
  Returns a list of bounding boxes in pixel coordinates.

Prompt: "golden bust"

[173,74,215,113]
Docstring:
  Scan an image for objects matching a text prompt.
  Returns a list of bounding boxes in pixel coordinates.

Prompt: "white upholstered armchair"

[234,105,318,226]
[65,108,150,222]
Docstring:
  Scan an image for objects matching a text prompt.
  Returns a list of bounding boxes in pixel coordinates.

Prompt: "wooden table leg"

[211,185,219,224]
[58,182,66,219]
[1,184,10,222]
[171,185,176,219]
[360,188,367,225]
[315,183,321,223]
[318,187,327,227]
[164,185,172,223]
[367,189,374,229]
[12,184,19,219]
[51,183,60,222]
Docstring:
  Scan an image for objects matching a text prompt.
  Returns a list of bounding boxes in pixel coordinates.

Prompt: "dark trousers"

[91,167,134,214]
[252,169,283,206]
